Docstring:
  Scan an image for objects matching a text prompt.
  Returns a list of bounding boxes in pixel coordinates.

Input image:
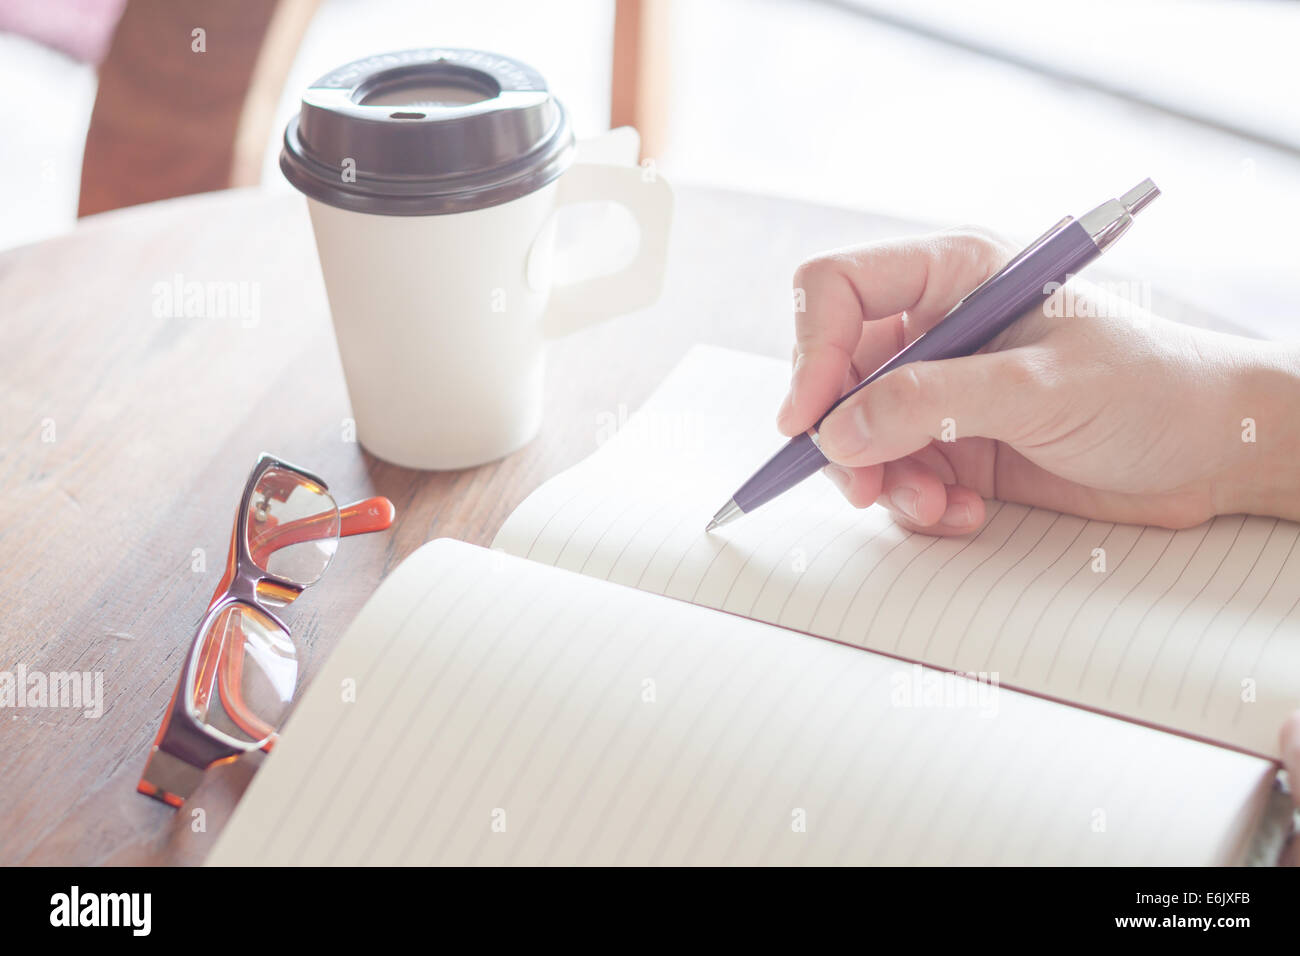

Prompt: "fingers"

[822,462,883,508]
[881,458,986,534]
[817,350,1041,469]
[822,457,988,536]
[887,483,987,536]
[785,228,1020,538]
[779,230,1013,437]
[881,457,948,525]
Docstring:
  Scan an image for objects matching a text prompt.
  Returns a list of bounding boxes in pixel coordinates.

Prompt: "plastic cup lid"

[280,48,574,216]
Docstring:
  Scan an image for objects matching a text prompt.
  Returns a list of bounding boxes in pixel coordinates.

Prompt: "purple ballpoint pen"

[705,179,1160,532]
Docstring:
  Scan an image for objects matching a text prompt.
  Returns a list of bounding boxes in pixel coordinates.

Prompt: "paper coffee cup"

[281,48,672,470]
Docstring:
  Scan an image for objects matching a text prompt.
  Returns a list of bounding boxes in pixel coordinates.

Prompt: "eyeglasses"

[138,453,395,808]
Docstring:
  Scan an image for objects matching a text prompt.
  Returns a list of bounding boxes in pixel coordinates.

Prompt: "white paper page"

[208,539,1276,866]
[494,346,1300,758]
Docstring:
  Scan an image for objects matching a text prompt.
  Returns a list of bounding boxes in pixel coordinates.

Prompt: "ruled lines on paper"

[494,346,1300,758]
[208,540,1276,866]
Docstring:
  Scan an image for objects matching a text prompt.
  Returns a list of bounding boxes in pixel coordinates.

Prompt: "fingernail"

[850,403,870,444]
[824,464,853,493]
[890,486,919,521]
[940,499,973,528]
[776,390,794,426]
[788,354,804,403]
[820,402,870,458]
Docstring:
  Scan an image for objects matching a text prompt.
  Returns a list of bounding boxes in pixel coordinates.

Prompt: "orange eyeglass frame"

[138,454,395,808]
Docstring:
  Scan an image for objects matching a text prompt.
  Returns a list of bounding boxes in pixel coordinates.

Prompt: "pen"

[706,178,1160,532]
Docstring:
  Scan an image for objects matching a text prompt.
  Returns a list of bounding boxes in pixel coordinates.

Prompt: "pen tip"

[706,498,743,533]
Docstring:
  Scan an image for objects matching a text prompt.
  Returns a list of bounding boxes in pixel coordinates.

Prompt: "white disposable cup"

[306,137,672,470]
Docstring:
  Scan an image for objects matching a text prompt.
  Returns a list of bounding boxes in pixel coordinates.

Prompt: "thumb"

[816,350,1040,468]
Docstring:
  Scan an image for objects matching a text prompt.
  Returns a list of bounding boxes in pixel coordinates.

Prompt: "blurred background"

[2,0,1296,338]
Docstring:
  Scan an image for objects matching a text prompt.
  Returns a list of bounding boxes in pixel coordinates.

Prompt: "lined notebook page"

[495,346,1300,759]
[208,539,1276,866]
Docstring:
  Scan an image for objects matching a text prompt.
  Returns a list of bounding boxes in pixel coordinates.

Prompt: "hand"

[778,229,1300,535]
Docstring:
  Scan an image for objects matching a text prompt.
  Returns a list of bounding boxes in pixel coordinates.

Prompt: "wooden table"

[0,184,1254,865]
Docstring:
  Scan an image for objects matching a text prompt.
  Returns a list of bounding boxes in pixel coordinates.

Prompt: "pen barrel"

[823,219,1101,417]
[732,431,828,514]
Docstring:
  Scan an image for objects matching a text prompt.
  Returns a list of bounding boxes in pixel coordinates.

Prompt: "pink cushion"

[0,0,128,64]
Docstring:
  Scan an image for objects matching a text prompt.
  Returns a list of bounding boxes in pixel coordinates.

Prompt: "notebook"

[208,346,1299,865]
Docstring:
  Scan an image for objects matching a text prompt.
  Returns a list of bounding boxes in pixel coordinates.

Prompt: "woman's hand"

[778,229,1300,536]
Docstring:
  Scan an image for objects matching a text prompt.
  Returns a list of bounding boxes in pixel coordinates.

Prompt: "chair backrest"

[611,0,669,162]
[80,0,667,217]
[78,0,318,217]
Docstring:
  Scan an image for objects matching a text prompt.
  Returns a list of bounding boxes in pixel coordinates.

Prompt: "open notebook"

[209,347,1298,865]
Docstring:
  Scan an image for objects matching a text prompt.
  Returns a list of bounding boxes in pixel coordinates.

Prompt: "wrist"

[1216,341,1300,521]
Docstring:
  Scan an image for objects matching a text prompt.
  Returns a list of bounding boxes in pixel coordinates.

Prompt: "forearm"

[1217,340,1300,522]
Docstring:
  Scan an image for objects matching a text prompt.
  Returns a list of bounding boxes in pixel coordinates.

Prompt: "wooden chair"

[610,0,671,162]
[79,0,669,217]
[78,0,318,217]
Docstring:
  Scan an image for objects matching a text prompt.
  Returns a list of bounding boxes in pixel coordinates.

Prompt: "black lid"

[281,48,575,215]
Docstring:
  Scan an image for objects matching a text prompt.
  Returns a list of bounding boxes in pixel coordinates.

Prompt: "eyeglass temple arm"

[208,496,396,610]
[247,496,396,564]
